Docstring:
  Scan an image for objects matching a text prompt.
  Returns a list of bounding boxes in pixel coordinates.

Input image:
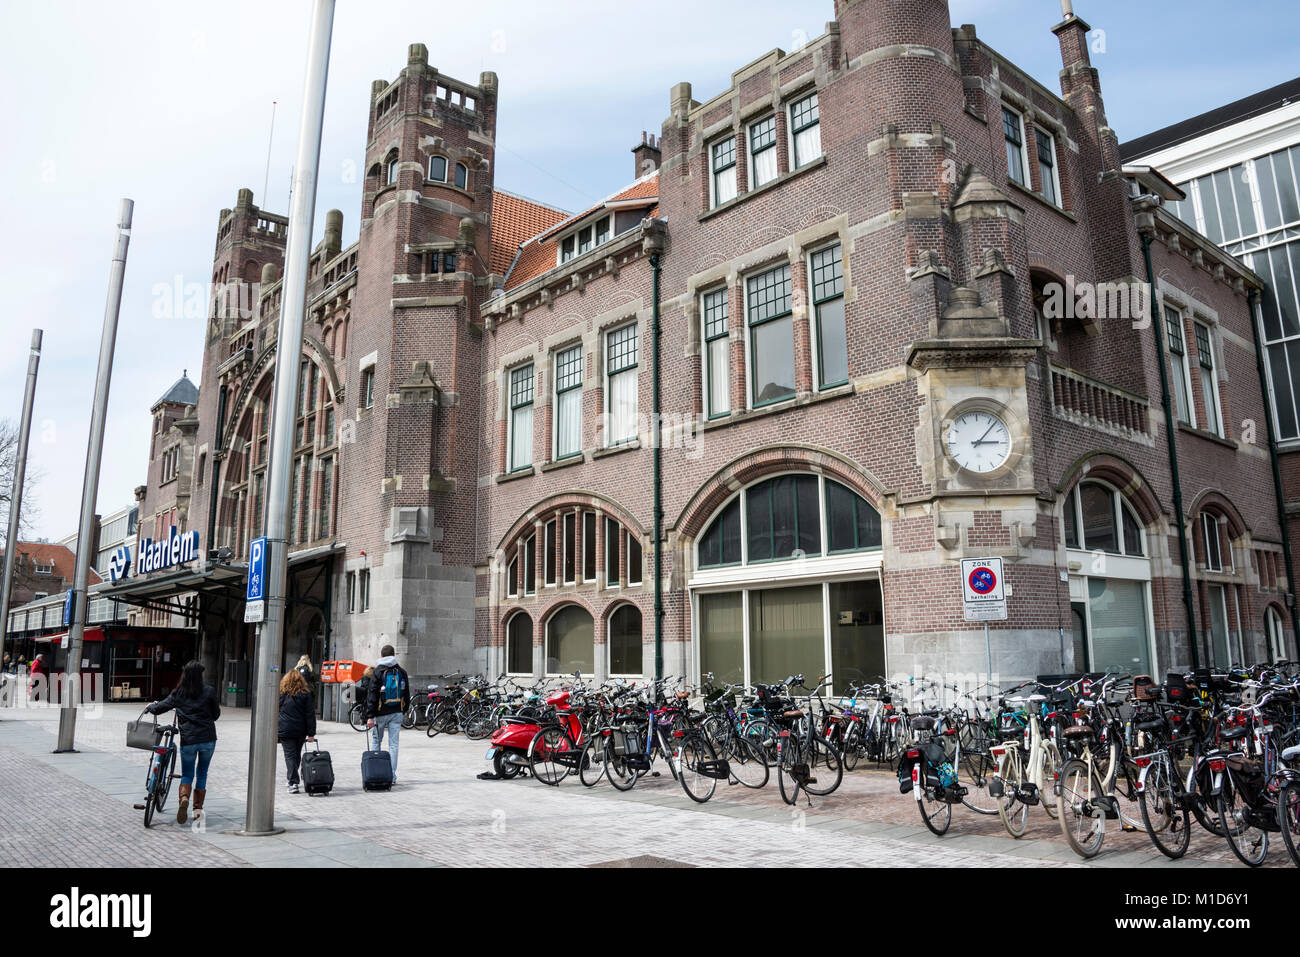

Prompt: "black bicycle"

[133,723,179,828]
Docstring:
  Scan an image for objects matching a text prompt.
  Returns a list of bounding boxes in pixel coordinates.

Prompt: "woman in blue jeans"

[147,660,220,824]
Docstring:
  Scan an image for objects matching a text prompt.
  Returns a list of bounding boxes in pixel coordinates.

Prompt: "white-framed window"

[701,288,730,418]
[1165,307,1195,427]
[1194,321,1222,436]
[604,516,621,586]
[1062,480,1145,557]
[746,263,796,407]
[544,519,557,586]
[360,569,371,612]
[1035,126,1060,205]
[344,568,355,612]
[1202,513,1225,572]
[508,364,534,471]
[506,553,519,598]
[605,323,638,445]
[523,533,536,595]
[559,214,613,265]
[360,367,376,410]
[809,243,847,389]
[711,136,738,207]
[455,162,468,190]
[562,512,577,585]
[1003,107,1028,187]
[386,154,399,185]
[748,115,778,189]
[554,345,583,459]
[627,533,643,586]
[428,155,447,182]
[1266,605,1287,661]
[582,511,597,582]
[790,92,821,168]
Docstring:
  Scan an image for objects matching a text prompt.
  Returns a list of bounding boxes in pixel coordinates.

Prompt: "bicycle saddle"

[1220,724,1250,741]
[1282,744,1300,762]
[1062,725,1093,739]
[910,716,937,732]
[1028,694,1047,704]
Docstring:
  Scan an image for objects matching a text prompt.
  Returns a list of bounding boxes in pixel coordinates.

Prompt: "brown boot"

[191,788,206,822]
[176,783,191,825]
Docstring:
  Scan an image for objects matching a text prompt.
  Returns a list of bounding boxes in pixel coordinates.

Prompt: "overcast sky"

[0,0,1295,542]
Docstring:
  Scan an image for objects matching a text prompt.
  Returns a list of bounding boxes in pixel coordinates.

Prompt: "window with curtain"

[555,345,583,459]
[699,592,743,685]
[507,613,533,674]
[747,264,795,406]
[608,605,642,675]
[790,93,821,167]
[702,288,730,417]
[508,364,533,470]
[749,584,824,684]
[606,324,638,445]
[1087,578,1151,676]
[810,243,847,388]
[712,136,737,207]
[546,605,594,675]
[749,116,777,188]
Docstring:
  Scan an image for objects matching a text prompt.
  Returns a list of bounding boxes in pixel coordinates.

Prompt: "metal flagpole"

[1,330,43,688]
[56,200,133,753]
[243,0,335,835]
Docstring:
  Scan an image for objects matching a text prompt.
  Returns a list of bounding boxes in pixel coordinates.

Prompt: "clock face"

[946,411,1011,473]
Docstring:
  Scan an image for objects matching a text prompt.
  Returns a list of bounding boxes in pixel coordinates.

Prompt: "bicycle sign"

[960,557,1006,621]
[244,537,267,623]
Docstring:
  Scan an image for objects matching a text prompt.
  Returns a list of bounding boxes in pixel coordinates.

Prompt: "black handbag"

[126,708,161,751]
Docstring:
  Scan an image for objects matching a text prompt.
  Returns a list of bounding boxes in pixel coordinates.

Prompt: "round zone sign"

[968,566,997,596]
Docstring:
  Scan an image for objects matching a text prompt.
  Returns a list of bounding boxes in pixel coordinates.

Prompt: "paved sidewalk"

[0,701,1273,867]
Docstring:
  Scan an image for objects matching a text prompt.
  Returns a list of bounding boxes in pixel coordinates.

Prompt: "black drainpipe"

[651,251,664,681]
[206,384,228,555]
[1246,288,1300,652]
[1140,228,1200,668]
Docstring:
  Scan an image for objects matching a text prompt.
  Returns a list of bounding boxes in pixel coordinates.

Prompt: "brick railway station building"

[109,0,1296,692]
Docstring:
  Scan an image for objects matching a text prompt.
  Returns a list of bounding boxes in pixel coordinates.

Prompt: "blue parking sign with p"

[247,537,267,602]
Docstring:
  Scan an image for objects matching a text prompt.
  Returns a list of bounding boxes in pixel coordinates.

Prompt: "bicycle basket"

[1132,675,1160,702]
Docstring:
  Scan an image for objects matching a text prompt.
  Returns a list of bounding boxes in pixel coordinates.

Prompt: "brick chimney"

[632,131,661,179]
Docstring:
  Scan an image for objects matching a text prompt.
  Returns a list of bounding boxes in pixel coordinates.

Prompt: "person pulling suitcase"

[277,670,317,794]
[364,642,409,789]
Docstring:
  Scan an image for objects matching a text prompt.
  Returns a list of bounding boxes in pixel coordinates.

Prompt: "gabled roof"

[153,372,199,410]
[489,190,569,277]
[503,172,659,292]
[0,542,101,585]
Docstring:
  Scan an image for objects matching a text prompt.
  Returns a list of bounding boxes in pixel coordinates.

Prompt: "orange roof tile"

[503,173,659,292]
[490,190,569,277]
[0,542,101,585]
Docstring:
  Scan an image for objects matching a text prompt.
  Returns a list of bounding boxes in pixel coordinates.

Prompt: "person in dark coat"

[146,660,220,824]
[278,669,317,793]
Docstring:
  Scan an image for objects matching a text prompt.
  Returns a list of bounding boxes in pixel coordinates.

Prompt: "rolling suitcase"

[301,741,334,795]
[362,749,393,791]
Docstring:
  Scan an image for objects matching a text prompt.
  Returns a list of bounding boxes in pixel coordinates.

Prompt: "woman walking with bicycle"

[146,660,220,824]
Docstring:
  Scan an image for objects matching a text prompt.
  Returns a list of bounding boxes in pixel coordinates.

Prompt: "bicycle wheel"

[1139,756,1191,860]
[606,738,640,792]
[803,736,843,796]
[917,784,952,836]
[725,735,770,789]
[776,735,801,806]
[996,753,1030,838]
[348,703,368,733]
[578,735,607,788]
[401,704,416,730]
[1218,773,1269,867]
[1058,759,1106,858]
[840,724,861,772]
[1039,740,1062,820]
[527,726,577,786]
[1277,780,1300,868]
[153,748,175,812]
[142,755,160,828]
[465,710,495,741]
[958,748,1002,815]
[675,734,718,804]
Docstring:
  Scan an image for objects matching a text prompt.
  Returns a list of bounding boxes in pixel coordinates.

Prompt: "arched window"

[1266,606,1288,661]
[608,605,642,676]
[697,474,880,568]
[455,162,468,190]
[386,153,399,185]
[1062,480,1144,556]
[428,155,447,183]
[506,612,532,674]
[546,605,594,675]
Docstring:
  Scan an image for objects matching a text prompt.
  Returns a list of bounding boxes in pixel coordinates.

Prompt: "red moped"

[484,689,585,785]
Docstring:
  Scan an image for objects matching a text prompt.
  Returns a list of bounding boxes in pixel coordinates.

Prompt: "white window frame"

[711,135,738,208]
[557,214,613,266]
[808,242,847,390]
[454,162,468,190]
[748,115,778,189]
[1002,106,1029,188]
[506,553,519,598]
[604,322,639,447]
[1165,306,1197,428]
[507,363,534,472]
[428,155,447,182]
[1202,513,1224,572]
[744,262,796,410]
[1034,126,1061,206]
[701,287,730,418]
[553,344,584,460]
[386,155,399,185]
[1193,320,1223,437]
[789,92,822,169]
[1062,480,1147,558]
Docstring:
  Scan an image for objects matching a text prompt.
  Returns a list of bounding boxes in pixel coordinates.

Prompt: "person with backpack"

[145,660,220,824]
[277,669,317,794]
[366,643,410,784]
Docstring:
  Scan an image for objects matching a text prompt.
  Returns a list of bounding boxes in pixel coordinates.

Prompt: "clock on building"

[945,410,1011,473]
